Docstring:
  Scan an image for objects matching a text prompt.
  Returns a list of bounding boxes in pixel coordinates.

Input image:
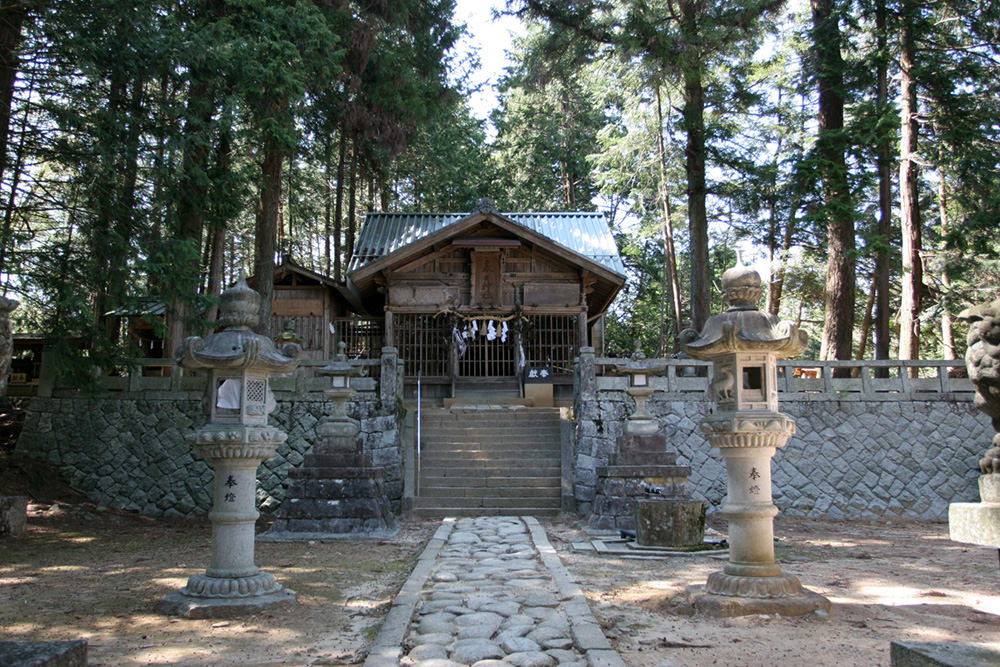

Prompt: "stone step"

[443,397,533,408]
[418,444,561,455]
[419,463,561,477]
[417,486,561,499]
[418,457,561,468]
[420,424,561,435]
[420,436,561,446]
[418,464,561,477]
[302,453,370,468]
[418,449,559,460]
[419,433,561,443]
[419,475,560,488]
[421,407,560,417]
[411,506,560,518]
[424,421,560,430]
[413,496,562,510]
[413,405,563,518]
[419,408,561,421]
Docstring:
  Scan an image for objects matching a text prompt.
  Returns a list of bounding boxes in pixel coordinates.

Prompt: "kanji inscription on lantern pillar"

[681,263,830,616]
[156,276,300,618]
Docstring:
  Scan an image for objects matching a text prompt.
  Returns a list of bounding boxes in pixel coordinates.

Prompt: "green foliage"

[1,0,999,377]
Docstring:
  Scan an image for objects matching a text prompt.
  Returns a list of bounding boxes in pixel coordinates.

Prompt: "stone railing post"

[37,342,57,398]
[578,346,596,403]
[380,346,399,409]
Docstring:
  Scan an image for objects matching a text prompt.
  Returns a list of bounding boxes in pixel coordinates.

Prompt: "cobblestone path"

[364,516,625,667]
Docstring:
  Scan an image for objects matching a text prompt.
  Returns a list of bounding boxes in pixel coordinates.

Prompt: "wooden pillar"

[384,309,394,348]
[591,314,605,356]
[578,310,588,349]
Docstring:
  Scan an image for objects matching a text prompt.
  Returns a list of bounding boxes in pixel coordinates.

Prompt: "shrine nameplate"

[524,283,579,306]
[471,251,502,305]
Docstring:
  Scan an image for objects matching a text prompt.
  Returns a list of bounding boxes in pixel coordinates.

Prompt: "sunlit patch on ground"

[0,508,436,666]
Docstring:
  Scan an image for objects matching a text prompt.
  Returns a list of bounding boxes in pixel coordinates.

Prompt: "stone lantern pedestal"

[156,277,300,619]
[949,299,1000,549]
[588,345,707,544]
[680,264,830,617]
[264,343,397,539]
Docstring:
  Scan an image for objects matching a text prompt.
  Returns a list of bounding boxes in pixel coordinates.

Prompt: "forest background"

[0,0,997,381]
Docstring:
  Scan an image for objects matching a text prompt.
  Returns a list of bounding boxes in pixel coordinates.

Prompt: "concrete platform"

[154,588,297,619]
[949,502,1000,548]
[891,640,1000,666]
[0,640,87,667]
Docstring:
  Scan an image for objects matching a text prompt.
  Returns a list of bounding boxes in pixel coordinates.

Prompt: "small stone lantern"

[324,340,359,400]
[156,276,301,618]
[681,264,829,616]
[263,341,397,539]
[316,341,365,446]
[615,342,667,436]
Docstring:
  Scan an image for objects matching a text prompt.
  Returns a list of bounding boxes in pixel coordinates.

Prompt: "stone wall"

[573,376,990,520]
[14,352,989,522]
[15,388,402,518]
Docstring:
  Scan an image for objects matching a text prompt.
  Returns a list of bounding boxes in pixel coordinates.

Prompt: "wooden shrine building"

[342,205,626,398]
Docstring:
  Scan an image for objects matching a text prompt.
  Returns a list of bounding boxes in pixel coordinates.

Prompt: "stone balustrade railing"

[592,357,972,401]
[20,355,972,402]
[31,358,384,399]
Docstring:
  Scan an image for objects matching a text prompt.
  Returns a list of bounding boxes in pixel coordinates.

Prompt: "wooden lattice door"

[457,320,516,378]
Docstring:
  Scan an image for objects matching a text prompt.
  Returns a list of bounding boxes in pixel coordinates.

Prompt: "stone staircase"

[413,405,563,517]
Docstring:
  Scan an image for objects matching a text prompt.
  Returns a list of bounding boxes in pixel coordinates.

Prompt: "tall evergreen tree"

[810,0,855,368]
[515,0,783,329]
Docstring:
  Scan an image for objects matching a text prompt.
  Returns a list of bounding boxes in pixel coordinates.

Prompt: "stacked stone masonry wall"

[573,388,989,520]
[13,366,989,521]
[15,391,401,519]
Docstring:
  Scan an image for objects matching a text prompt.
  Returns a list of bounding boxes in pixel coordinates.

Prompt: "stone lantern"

[264,341,397,538]
[681,263,829,616]
[588,343,706,542]
[320,341,361,426]
[615,341,667,436]
[156,276,301,618]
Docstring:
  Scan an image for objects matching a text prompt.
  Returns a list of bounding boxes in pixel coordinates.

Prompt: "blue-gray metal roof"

[348,211,626,276]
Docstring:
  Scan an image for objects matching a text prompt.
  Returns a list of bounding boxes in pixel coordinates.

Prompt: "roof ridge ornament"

[472,197,498,215]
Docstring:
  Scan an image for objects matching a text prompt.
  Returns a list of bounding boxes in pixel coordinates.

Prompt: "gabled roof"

[349,211,626,277]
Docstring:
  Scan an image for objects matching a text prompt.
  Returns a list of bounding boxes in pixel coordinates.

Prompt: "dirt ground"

[546,516,1000,667]
[2,501,999,667]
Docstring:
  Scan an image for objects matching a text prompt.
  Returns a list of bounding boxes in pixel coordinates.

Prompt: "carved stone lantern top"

[680,264,807,360]
[176,276,301,374]
[318,341,363,382]
[175,276,300,427]
[613,340,668,381]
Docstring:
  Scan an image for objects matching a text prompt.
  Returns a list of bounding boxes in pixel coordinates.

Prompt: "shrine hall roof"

[348,211,626,277]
